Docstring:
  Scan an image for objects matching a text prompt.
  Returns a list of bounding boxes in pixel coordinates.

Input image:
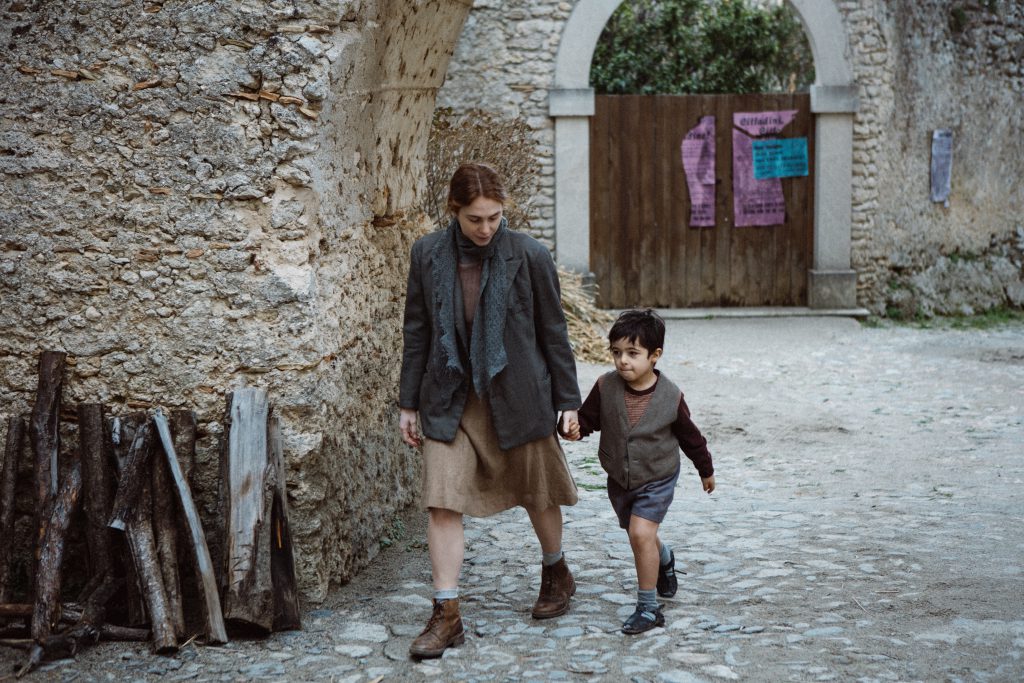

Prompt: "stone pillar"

[550,89,595,274]
[809,85,859,309]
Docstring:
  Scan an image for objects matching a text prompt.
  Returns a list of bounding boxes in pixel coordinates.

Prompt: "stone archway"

[550,0,859,309]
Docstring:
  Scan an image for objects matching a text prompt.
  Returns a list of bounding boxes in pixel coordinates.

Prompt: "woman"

[399,162,580,659]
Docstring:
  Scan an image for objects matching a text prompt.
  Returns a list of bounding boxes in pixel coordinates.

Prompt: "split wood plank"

[268,414,300,631]
[221,389,275,633]
[152,409,227,645]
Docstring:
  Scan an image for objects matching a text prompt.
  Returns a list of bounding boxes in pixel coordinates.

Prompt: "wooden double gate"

[590,93,815,308]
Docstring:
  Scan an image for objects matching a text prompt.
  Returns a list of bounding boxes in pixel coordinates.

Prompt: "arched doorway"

[550,0,859,309]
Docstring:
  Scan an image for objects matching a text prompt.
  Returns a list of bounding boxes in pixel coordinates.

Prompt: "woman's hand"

[400,408,422,448]
[701,475,715,494]
[559,410,580,441]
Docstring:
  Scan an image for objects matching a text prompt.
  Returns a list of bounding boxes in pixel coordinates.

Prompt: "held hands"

[399,408,422,448]
[559,410,581,441]
[701,475,716,494]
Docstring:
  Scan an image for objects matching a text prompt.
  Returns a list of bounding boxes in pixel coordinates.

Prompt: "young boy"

[563,309,715,634]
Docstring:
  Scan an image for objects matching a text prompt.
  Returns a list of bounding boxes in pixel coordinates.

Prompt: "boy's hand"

[701,475,715,494]
[568,422,581,440]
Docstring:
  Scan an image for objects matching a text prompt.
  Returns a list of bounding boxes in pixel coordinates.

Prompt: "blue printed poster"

[751,138,809,180]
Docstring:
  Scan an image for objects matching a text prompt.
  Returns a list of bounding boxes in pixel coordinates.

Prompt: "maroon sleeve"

[674,394,714,478]
[576,378,603,437]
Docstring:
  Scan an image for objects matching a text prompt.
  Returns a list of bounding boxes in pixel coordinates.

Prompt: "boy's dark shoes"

[657,550,677,597]
[531,557,576,618]
[621,605,665,635]
[409,598,465,659]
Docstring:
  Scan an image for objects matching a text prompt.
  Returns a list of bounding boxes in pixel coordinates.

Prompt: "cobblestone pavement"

[6,317,1024,682]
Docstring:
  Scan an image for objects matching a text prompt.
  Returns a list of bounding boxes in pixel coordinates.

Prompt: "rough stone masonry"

[0,0,471,603]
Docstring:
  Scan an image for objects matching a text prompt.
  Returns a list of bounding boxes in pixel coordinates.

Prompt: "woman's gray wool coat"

[399,229,581,451]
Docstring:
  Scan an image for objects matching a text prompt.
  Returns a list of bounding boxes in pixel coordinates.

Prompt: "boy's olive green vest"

[597,371,682,490]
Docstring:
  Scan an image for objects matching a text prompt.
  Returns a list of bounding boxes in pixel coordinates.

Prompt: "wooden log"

[109,414,148,627]
[169,410,197,487]
[152,409,227,645]
[15,575,120,675]
[151,437,185,638]
[108,420,154,531]
[0,604,81,622]
[29,351,66,603]
[29,352,65,512]
[77,404,116,584]
[30,457,82,643]
[268,414,300,632]
[112,423,177,655]
[1,416,26,603]
[167,409,198,632]
[99,624,150,641]
[0,637,30,650]
[0,625,29,638]
[221,389,274,634]
[0,604,31,618]
[126,476,178,654]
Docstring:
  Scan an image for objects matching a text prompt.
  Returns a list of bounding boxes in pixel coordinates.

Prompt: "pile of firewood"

[0,352,300,677]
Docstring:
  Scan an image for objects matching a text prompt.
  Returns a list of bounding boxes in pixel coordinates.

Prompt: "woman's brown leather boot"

[531,557,576,618]
[409,598,465,659]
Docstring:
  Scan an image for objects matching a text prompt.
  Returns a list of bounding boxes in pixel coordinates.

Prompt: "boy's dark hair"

[608,308,665,355]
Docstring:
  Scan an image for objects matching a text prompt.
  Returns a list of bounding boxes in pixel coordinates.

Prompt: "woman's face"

[455,196,503,247]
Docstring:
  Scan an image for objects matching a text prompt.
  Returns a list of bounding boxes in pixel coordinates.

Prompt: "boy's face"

[609,337,662,388]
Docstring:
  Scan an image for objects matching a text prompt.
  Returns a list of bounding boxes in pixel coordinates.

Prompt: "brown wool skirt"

[422,390,579,517]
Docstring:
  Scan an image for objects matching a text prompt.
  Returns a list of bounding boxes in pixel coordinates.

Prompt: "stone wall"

[841,0,1024,315]
[438,0,1024,314]
[0,0,470,602]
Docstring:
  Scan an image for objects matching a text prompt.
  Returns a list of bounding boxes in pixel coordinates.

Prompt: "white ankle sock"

[542,550,564,566]
[435,588,459,601]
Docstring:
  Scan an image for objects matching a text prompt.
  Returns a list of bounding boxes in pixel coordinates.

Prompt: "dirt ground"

[3,315,1023,682]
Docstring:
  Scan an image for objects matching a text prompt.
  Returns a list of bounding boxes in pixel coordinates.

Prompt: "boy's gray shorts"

[607,466,681,530]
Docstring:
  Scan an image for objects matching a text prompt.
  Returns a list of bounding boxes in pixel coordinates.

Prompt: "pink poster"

[732,110,797,227]
[681,116,716,227]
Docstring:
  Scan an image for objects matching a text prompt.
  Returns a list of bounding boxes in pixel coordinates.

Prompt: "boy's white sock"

[637,588,659,612]
[658,542,672,566]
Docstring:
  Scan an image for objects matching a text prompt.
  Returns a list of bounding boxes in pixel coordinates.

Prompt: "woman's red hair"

[446,162,508,214]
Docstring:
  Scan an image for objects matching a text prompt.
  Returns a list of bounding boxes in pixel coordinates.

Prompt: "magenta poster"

[732,110,797,227]
[681,116,716,227]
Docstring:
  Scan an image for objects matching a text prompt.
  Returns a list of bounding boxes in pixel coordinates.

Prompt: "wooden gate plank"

[638,95,658,307]
[591,92,814,308]
[687,95,710,306]
[659,97,674,308]
[622,95,643,307]
[590,96,608,307]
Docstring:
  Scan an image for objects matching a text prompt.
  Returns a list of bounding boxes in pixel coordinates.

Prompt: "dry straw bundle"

[558,267,613,364]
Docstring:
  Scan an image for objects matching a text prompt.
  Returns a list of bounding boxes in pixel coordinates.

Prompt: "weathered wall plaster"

[0,0,470,602]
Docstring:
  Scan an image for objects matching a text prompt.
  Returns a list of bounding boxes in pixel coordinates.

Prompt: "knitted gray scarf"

[430,217,510,397]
